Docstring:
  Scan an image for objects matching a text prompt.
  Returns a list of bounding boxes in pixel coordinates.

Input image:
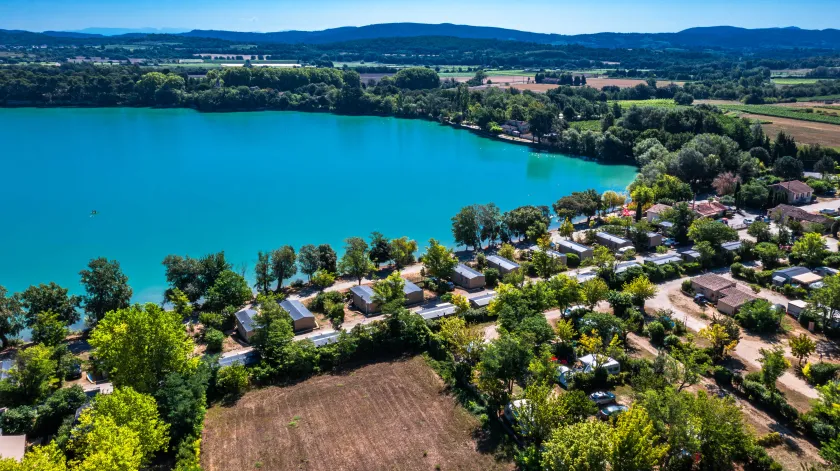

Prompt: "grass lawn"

[610,99,681,109]
[772,78,821,85]
[570,120,601,131]
[202,357,512,471]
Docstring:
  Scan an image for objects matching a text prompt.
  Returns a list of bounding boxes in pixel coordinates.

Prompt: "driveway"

[648,276,819,400]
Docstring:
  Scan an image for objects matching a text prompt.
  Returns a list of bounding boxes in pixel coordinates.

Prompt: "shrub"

[755,270,773,286]
[681,279,694,294]
[204,327,225,353]
[476,253,487,270]
[757,432,783,447]
[626,308,645,333]
[311,290,344,312]
[217,364,249,402]
[646,321,666,345]
[824,255,840,268]
[324,301,345,326]
[566,253,580,268]
[199,312,224,331]
[663,334,681,349]
[484,268,500,286]
[682,262,701,274]
[730,262,745,278]
[805,362,840,385]
[0,406,35,435]
[713,365,734,386]
[440,293,453,303]
[312,270,337,289]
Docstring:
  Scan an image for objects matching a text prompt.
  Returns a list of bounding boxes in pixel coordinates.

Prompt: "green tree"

[532,235,560,279]
[736,299,783,333]
[250,295,295,374]
[773,155,804,180]
[694,241,716,267]
[0,286,24,349]
[452,205,482,251]
[753,242,783,268]
[204,270,252,312]
[688,219,738,247]
[368,231,392,266]
[789,333,816,365]
[69,414,142,471]
[529,106,557,142]
[611,406,668,471]
[549,275,582,314]
[19,282,80,326]
[392,67,440,90]
[30,311,69,347]
[665,344,710,392]
[423,238,458,279]
[317,244,338,273]
[542,420,611,471]
[89,303,194,394]
[792,232,828,267]
[581,278,609,310]
[166,287,193,319]
[699,323,739,362]
[154,365,210,453]
[372,271,406,314]
[339,237,375,285]
[389,237,417,269]
[747,221,771,243]
[297,244,321,282]
[270,246,297,290]
[560,217,575,239]
[79,257,133,324]
[477,203,503,247]
[0,441,66,470]
[474,334,533,405]
[631,185,655,222]
[622,275,657,309]
[758,345,790,391]
[216,364,249,401]
[79,387,169,464]
[4,344,58,405]
[662,202,695,245]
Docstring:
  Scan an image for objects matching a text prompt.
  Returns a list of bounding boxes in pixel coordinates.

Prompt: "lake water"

[0,108,636,305]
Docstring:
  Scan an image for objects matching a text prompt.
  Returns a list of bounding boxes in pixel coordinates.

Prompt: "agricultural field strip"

[720,104,840,125]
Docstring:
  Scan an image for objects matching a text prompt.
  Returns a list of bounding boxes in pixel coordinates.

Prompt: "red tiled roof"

[718,288,757,308]
[692,274,735,292]
[770,180,813,195]
[693,201,727,218]
[770,204,831,225]
[646,203,672,214]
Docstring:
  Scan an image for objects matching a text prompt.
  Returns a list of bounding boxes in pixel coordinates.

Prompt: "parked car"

[563,305,588,318]
[693,294,709,306]
[598,404,628,420]
[820,208,839,216]
[662,238,677,247]
[743,218,754,226]
[589,391,616,406]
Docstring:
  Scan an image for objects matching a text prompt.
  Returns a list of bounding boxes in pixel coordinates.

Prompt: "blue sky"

[2,0,837,34]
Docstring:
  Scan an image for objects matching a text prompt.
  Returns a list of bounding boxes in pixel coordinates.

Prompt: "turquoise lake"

[0,108,637,305]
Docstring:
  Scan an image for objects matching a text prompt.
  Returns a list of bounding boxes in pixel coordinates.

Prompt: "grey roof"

[575,272,597,283]
[308,331,341,347]
[528,245,567,260]
[487,255,520,271]
[721,241,742,251]
[218,349,258,367]
[658,221,674,228]
[469,291,497,307]
[595,232,631,245]
[417,303,458,320]
[555,239,591,253]
[403,280,423,296]
[774,266,812,278]
[615,261,641,274]
[234,308,258,333]
[644,254,682,265]
[455,263,483,279]
[280,299,315,322]
[350,285,375,304]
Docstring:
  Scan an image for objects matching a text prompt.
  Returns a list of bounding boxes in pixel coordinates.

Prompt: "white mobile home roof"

[468,291,497,307]
[615,261,641,273]
[308,330,341,347]
[279,299,315,322]
[350,285,375,303]
[555,239,590,253]
[595,232,631,245]
[487,255,520,271]
[455,263,483,279]
[417,303,458,320]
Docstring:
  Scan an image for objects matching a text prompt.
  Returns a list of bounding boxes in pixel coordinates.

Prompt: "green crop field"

[570,120,601,132]
[438,69,534,78]
[720,104,840,125]
[795,94,840,102]
[610,99,681,109]
[772,78,820,85]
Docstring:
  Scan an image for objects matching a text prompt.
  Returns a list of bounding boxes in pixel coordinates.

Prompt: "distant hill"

[179,23,840,49]
[64,27,189,36]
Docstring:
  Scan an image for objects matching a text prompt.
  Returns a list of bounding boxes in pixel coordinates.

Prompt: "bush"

[476,253,487,270]
[626,309,645,333]
[713,365,734,387]
[806,362,840,385]
[0,406,35,435]
[484,268,500,286]
[324,301,345,326]
[681,279,694,294]
[216,364,249,402]
[440,293,453,303]
[311,290,343,312]
[682,262,701,274]
[199,312,224,331]
[312,270,337,289]
[646,321,666,345]
[204,327,225,353]
[824,254,840,268]
[735,299,783,333]
[730,262,745,278]
[566,253,580,268]
[663,334,681,349]
[756,432,783,447]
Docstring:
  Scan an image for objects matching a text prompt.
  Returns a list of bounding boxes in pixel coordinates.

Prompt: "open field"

[720,104,840,125]
[475,78,684,93]
[440,69,533,78]
[772,78,820,85]
[610,99,682,109]
[739,113,840,148]
[793,94,840,102]
[570,120,601,131]
[202,357,511,471]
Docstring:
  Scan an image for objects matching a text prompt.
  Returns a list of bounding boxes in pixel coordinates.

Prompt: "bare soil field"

[202,357,512,471]
[454,75,532,84]
[740,113,840,148]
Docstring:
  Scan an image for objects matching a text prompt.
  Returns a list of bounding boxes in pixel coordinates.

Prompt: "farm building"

[279,299,317,333]
[647,232,663,248]
[646,203,671,222]
[691,274,736,302]
[717,288,758,316]
[643,254,682,266]
[770,204,831,230]
[417,303,458,320]
[452,263,486,290]
[769,180,814,204]
[351,280,424,314]
[693,201,727,219]
[595,232,632,251]
[553,239,594,260]
[486,255,520,275]
[234,308,259,341]
[0,436,25,462]
[788,300,808,318]
[772,266,813,286]
[468,291,497,308]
